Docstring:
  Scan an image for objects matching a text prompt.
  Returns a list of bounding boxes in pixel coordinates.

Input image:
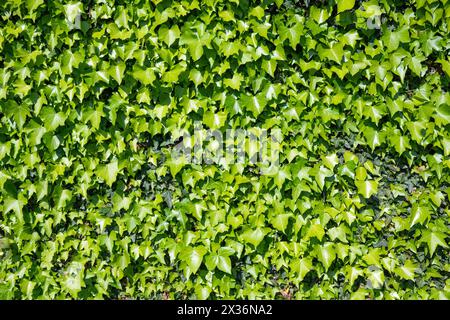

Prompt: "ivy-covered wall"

[0,0,449,299]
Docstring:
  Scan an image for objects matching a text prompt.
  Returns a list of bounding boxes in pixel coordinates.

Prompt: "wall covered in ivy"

[0,0,449,299]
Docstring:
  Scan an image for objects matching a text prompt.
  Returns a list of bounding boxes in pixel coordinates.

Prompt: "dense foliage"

[0,0,449,299]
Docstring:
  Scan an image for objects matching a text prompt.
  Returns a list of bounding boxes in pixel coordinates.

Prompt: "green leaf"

[205,251,232,274]
[363,126,383,150]
[64,2,83,24]
[63,262,84,297]
[337,0,355,14]
[194,285,211,300]
[223,73,244,90]
[316,243,336,270]
[180,246,207,275]
[180,27,210,61]
[355,180,378,198]
[394,260,417,281]
[406,121,427,143]
[323,153,339,171]
[306,223,325,241]
[438,59,450,77]
[391,135,411,155]
[355,167,367,181]
[313,165,334,190]
[241,93,267,117]
[203,111,227,129]
[158,25,180,47]
[291,258,313,281]
[115,7,129,29]
[270,214,291,233]
[434,104,450,126]
[383,27,410,52]
[421,231,448,256]
[189,69,204,86]
[262,59,277,78]
[368,269,385,289]
[40,107,66,131]
[328,225,348,243]
[409,204,430,228]
[96,159,119,186]
[162,63,186,83]
[319,42,344,64]
[108,62,126,85]
[409,56,424,76]
[5,100,30,129]
[240,228,267,247]
[310,6,331,24]
[279,23,303,49]
[345,266,363,286]
[167,154,188,178]
[4,196,25,222]
[132,67,156,85]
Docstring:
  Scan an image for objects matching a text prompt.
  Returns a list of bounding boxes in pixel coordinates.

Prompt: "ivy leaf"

[203,111,227,129]
[162,63,186,83]
[355,180,378,198]
[189,69,204,86]
[132,67,156,85]
[319,42,344,64]
[291,258,313,281]
[368,269,385,289]
[363,126,383,150]
[306,223,325,241]
[241,93,267,117]
[391,135,411,155]
[434,104,450,126]
[64,2,83,25]
[438,59,450,77]
[4,196,25,222]
[180,246,207,275]
[96,159,119,186]
[316,243,336,270]
[5,100,30,129]
[406,121,427,143]
[223,73,244,90]
[312,165,334,190]
[409,204,430,228]
[279,23,303,49]
[262,59,277,78]
[270,214,291,233]
[323,153,339,171]
[240,228,267,247]
[63,262,84,297]
[180,27,210,61]
[167,154,188,178]
[408,56,425,76]
[310,6,331,24]
[421,231,448,256]
[205,248,233,274]
[337,0,355,14]
[108,62,126,85]
[394,260,418,281]
[345,266,363,286]
[383,27,410,52]
[40,107,66,131]
[328,225,348,243]
[158,25,180,47]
